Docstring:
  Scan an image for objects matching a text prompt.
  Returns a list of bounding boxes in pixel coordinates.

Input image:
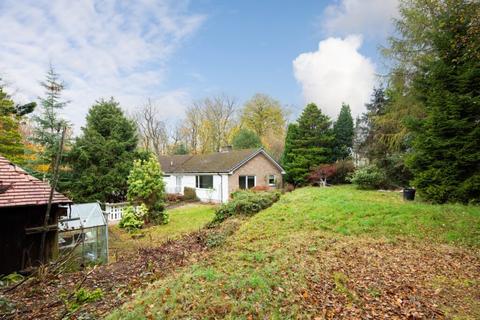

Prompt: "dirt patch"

[301,238,480,319]
[0,226,229,319]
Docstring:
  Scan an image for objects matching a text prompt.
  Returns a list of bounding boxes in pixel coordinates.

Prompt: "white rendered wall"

[165,174,229,203]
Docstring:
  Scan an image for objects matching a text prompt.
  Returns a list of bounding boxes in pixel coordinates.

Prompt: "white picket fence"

[105,202,129,224]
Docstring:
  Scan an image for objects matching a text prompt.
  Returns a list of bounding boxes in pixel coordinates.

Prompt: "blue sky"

[0,0,399,132]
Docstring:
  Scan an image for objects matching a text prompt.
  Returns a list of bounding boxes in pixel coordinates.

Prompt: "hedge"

[212,190,281,223]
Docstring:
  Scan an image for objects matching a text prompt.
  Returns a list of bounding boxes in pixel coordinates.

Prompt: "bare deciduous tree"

[133,100,168,157]
[181,94,238,153]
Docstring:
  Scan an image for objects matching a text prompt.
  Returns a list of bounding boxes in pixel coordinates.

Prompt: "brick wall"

[228,153,283,195]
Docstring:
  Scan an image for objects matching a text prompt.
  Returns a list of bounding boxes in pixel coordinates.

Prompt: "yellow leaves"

[36,163,51,173]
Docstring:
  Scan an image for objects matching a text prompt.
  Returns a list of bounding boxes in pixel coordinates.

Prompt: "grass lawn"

[109,204,215,261]
[108,186,480,319]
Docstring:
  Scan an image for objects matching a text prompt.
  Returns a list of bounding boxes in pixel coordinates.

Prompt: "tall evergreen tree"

[333,103,354,160]
[68,98,141,203]
[355,87,414,188]
[356,88,389,161]
[281,103,334,185]
[31,66,70,177]
[407,0,480,203]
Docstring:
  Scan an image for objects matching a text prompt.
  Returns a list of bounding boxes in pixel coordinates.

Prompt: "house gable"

[229,149,285,175]
[228,152,283,194]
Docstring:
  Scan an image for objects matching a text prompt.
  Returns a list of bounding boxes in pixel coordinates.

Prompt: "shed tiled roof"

[0,155,72,208]
[158,148,284,174]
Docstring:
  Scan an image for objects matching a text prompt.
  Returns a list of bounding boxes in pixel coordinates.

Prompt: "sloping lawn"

[108,186,480,319]
[109,204,215,260]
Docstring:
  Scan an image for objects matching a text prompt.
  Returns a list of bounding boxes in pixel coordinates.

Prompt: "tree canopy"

[232,128,262,150]
[282,103,334,185]
[67,98,140,203]
[406,0,480,203]
[240,93,287,138]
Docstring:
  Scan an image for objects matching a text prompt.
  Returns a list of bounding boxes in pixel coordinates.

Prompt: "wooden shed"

[0,155,72,275]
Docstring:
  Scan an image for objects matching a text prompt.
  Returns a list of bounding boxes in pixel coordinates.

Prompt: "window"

[196,175,213,189]
[268,175,276,186]
[239,176,255,189]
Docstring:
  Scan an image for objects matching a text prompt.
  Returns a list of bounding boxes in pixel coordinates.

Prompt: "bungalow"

[158,147,285,203]
[0,155,71,275]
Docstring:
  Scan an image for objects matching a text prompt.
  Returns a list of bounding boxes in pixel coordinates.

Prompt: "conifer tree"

[31,66,70,176]
[281,103,334,185]
[67,98,141,202]
[407,0,480,203]
[333,103,354,160]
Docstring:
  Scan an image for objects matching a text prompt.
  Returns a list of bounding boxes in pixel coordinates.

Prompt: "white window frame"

[268,175,276,186]
[239,175,256,189]
[196,175,214,189]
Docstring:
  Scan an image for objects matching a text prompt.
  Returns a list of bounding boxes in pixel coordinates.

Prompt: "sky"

[0,0,400,133]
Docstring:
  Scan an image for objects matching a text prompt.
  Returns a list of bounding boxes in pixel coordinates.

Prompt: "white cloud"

[293,35,376,119]
[0,0,206,133]
[321,0,399,38]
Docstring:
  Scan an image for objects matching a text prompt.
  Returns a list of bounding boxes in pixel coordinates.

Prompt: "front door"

[175,176,182,194]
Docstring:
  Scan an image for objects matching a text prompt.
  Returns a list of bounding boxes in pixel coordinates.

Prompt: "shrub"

[252,185,269,192]
[332,160,356,184]
[348,165,387,189]
[64,288,103,313]
[212,190,280,223]
[119,205,144,232]
[308,164,337,186]
[127,155,168,224]
[166,193,184,203]
[150,201,168,224]
[183,187,198,201]
[74,288,103,304]
[376,154,412,188]
[284,183,295,193]
[308,161,356,186]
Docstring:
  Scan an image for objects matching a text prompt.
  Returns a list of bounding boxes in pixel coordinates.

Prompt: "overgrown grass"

[109,204,215,260]
[108,186,480,319]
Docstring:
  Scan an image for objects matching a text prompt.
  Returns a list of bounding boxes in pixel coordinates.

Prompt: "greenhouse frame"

[58,203,108,269]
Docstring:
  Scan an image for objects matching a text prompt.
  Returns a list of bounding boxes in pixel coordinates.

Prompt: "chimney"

[220,145,233,153]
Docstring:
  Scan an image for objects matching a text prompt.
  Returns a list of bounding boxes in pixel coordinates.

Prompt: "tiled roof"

[158,148,284,174]
[0,155,72,208]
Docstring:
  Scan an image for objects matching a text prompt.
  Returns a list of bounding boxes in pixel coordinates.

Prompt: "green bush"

[212,191,280,223]
[127,155,168,224]
[348,165,387,189]
[375,154,412,188]
[119,205,144,232]
[150,201,168,224]
[183,187,198,201]
[63,288,104,313]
